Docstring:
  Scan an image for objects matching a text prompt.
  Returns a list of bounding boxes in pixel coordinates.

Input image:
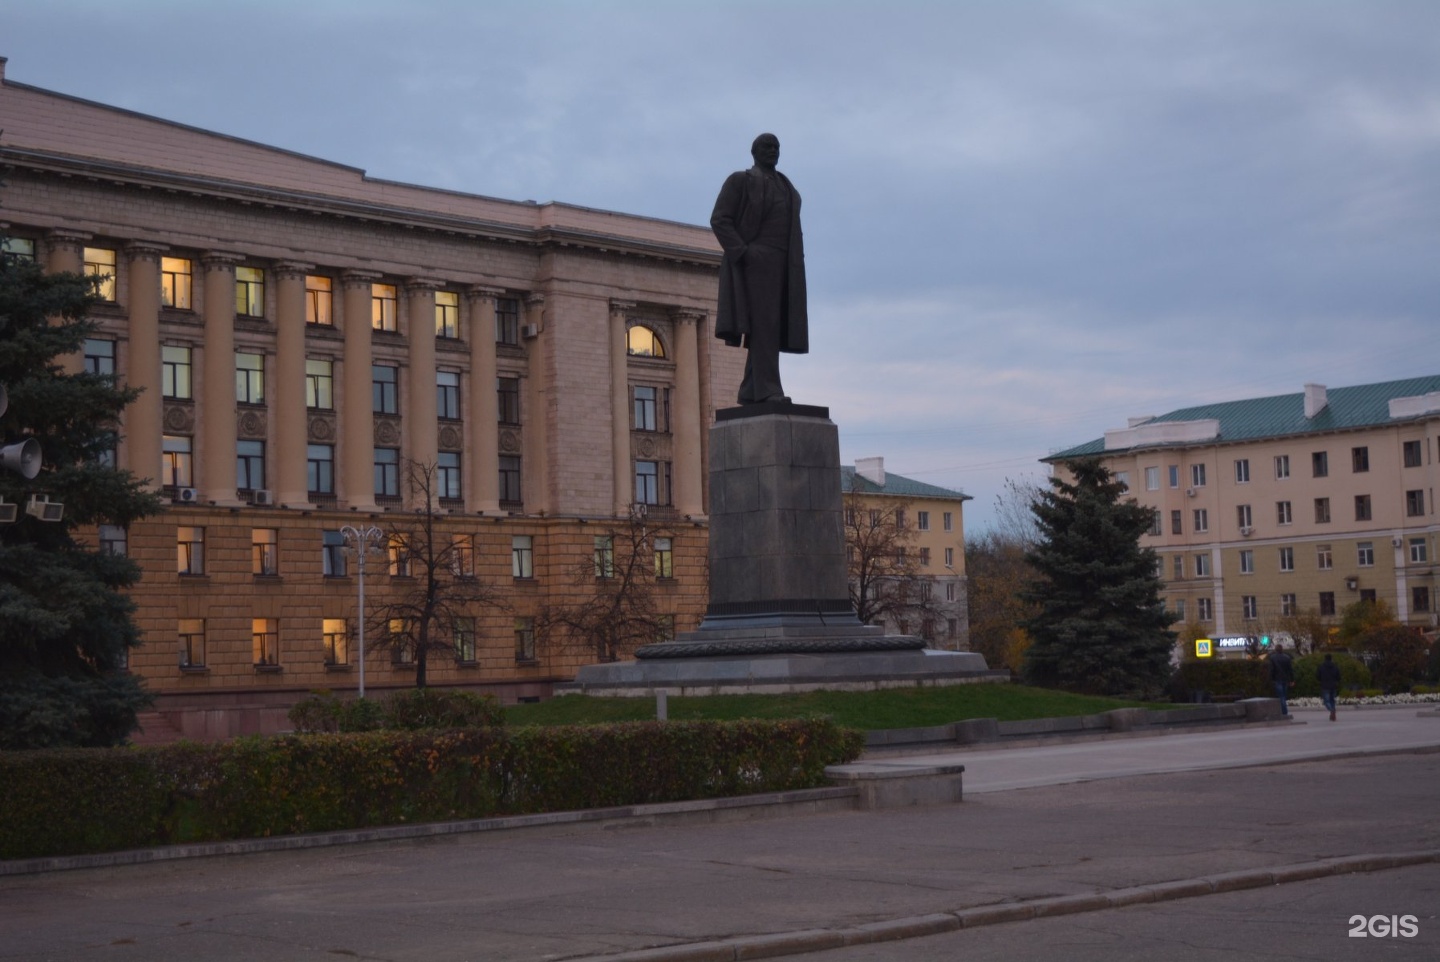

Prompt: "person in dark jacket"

[711,133,808,405]
[1267,643,1295,716]
[1317,652,1343,721]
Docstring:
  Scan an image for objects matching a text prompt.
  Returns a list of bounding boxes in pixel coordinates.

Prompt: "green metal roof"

[840,466,971,501]
[1047,375,1440,461]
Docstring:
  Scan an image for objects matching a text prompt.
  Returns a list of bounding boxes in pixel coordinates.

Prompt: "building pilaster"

[404,279,440,503]
[45,230,89,375]
[199,253,243,505]
[341,271,381,511]
[521,293,550,514]
[124,241,166,490]
[274,263,313,508]
[610,300,636,516]
[466,287,504,513]
[671,310,706,519]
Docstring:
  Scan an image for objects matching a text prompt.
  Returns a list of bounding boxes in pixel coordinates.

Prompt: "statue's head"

[751,133,780,168]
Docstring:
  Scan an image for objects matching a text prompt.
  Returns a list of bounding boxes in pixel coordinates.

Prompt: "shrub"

[1168,659,1268,702]
[287,688,502,733]
[1291,652,1371,697]
[1359,625,1430,693]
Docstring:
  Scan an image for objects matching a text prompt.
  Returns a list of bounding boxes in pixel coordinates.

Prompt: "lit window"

[1,237,36,261]
[236,440,266,491]
[626,325,666,357]
[437,371,461,420]
[437,452,462,499]
[305,276,333,325]
[177,526,205,575]
[161,257,193,309]
[84,338,116,377]
[512,535,534,579]
[162,435,193,487]
[252,528,278,576]
[84,247,116,300]
[435,291,459,339]
[306,358,334,409]
[252,618,279,667]
[388,534,412,577]
[372,364,398,414]
[162,345,192,399]
[179,619,206,668]
[235,352,265,404]
[375,447,400,497]
[235,266,265,317]
[594,535,615,578]
[654,536,673,578]
[496,297,520,345]
[390,619,414,664]
[308,444,334,495]
[323,618,348,665]
[371,283,397,331]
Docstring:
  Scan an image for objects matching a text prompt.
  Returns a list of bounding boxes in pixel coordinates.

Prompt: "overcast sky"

[4,1,1437,533]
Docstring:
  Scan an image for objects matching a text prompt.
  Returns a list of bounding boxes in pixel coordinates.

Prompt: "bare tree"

[366,460,499,688]
[537,507,671,663]
[965,477,1044,671]
[842,484,938,631]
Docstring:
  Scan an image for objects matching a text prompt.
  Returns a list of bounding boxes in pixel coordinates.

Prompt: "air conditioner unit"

[251,489,273,506]
[1186,487,1197,497]
[25,495,64,522]
[1239,526,1253,537]
[174,487,200,504]
[521,322,540,339]
[1391,536,1403,548]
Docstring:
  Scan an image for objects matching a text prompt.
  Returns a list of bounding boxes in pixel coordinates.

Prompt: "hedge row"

[0,718,864,860]
[1170,652,1373,700]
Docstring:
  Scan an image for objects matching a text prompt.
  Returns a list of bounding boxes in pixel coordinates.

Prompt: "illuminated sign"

[1213,636,1255,651]
[1195,639,1213,658]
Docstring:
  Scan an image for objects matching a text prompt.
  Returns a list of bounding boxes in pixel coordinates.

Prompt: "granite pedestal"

[566,402,995,695]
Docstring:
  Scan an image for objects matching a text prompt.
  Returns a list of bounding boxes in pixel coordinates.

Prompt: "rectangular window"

[374,447,400,497]
[1148,510,1162,536]
[1357,541,1374,567]
[1145,466,1160,491]
[98,524,128,557]
[388,534,412,578]
[84,337,116,376]
[1168,465,1180,488]
[1173,599,1186,621]
[1276,501,1293,525]
[1114,471,1129,492]
[919,547,931,566]
[1279,546,1294,572]
[653,536,674,578]
[1314,497,1330,524]
[437,371,461,420]
[635,460,661,505]
[1237,504,1252,529]
[1242,595,1258,620]
[1360,588,1377,605]
[371,283,397,331]
[252,618,279,667]
[1197,597,1213,621]
[162,435,193,487]
[435,291,459,339]
[1195,553,1211,577]
[1406,490,1425,517]
[1312,451,1328,478]
[627,386,655,430]
[1193,508,1208,533]
[944,546,955,567]
[1234,459,1250,484]
[236,439,266,491]
[917,511,930,531]
[306,276,333,325]
[1274,454,1290,479]
[1317,544,1333,570]
[1171,510,1183,535]
[252,528,278,576]
[499,456,522,504]
[161,256,193,309]
[594,535,615,578]
[451,534,475,578]
[437,451,462,500]
[1319,592,1336,616]
[177,526,205,575]
[1410,538,1428,564]
[514,616,536,661]
[1413,586,1432,614]
[1281,593,1297,617]
[1352,446,1369,473]
[235,352,265,404]
[496,297,520,345]
[162,345,192,399]
[498,376,521,424]
[390,619,414,664]
[235,266,265,317]
[1,237,36,261]
[1355,494,1372,521]
[512,535,534,579]
[308,444,334,495]
[322,530,347,577]
[323,618,348,665]
[1173,555,1185,580]
[372,364,399,414]
[895,509,907,529]
[305,358,334,409]
[943,512,953,532]
[178,618,206,668]
[1190,463,1207,487]
[1403,440,1423,468]
[84,247,117,300]
[1240,549,1254,574]
[453,617,477,663]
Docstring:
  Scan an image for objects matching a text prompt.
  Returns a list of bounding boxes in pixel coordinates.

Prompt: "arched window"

[626,325,666,358]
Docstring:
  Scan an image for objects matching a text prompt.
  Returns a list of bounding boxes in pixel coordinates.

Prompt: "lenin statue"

[711,133,808,404]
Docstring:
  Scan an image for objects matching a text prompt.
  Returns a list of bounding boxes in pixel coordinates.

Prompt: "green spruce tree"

[1021,457,1176,696]
[0,244,161,748]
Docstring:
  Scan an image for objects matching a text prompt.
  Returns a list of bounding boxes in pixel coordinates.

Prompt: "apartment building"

[841,457,970,649]
[0,59,742,730]
[1046,378,1440,652]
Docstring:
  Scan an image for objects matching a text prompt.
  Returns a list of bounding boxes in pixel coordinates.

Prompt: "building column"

[273,263,313,508]
[671,309,705,520]
[404,279,440,504]
[124,242,165,490]
[610,300,635,516]
[45,230,89,375]
[466,287,503,513]
[341,271,380,512]
[200,252,242,505]
[521,293,549,514]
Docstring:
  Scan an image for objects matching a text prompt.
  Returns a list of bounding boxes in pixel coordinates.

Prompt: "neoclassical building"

[0,58,742,734]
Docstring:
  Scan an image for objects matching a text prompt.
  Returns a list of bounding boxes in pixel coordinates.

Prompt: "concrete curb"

[573,850,1440,962]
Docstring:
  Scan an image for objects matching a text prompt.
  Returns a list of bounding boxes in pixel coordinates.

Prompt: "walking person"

[1317,652,1342,722]
[1267,643,1295,716]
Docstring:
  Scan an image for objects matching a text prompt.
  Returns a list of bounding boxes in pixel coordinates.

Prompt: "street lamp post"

[340,524,383,698]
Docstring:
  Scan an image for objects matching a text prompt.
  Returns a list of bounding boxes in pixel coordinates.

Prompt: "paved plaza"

[2,706,1437,962]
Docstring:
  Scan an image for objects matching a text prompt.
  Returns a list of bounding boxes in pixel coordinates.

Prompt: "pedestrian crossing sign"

[1195,639,1213,658]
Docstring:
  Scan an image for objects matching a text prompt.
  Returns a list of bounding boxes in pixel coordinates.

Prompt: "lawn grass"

[505,683,1173,732]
